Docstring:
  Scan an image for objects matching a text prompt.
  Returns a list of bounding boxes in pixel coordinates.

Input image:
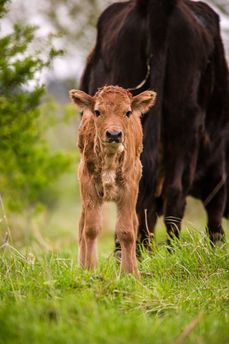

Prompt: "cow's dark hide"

[80,0,229,247]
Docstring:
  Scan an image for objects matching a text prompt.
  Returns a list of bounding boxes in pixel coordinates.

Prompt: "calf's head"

[70,85,156,150]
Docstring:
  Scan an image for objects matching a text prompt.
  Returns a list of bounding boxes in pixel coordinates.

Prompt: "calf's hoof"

[121,268,140,278]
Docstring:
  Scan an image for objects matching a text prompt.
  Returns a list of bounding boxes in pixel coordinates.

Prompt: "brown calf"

[70,86,156,275]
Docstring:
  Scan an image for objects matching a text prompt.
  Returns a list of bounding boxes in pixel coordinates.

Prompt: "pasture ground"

[0,215,229,344]
[0,132,229,343]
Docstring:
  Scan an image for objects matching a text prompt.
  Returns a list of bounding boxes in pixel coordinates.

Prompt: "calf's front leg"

[116,195,139,276]
[80,203,102,270]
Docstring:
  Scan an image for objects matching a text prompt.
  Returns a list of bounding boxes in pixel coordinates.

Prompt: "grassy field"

[0,209,229,344]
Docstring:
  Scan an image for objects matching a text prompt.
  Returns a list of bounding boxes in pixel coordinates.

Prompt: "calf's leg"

[79,208,86,266]
[80,205,102,270]
[116,198,139,275]
[114,215,138,260]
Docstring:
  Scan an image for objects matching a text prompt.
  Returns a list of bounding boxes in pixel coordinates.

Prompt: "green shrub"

[0,0,72,212]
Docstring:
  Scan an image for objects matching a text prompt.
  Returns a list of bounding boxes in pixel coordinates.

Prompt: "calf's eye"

[94,110,101,117]
[126,111,132,117]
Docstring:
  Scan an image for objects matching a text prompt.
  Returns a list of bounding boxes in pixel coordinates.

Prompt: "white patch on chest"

[102,169,118,201]
[102,170,116,185]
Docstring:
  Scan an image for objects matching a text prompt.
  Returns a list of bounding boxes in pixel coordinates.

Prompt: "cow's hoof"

[210,232,225,248]
[114,249,121,262]
[166,238,180,253]
[136,240,154,259]
[214,240,225,248]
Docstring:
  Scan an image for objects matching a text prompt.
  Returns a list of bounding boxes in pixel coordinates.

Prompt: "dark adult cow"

[80,0,229,248]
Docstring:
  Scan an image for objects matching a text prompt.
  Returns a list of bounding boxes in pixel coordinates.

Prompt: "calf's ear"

[69,89,94,112]
[132,90,157,115]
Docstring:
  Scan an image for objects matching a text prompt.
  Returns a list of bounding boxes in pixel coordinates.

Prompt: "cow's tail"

[137,0,176,209]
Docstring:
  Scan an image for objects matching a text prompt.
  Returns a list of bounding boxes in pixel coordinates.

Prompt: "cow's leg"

[163,97,202,245]
[116,195,139,275]
[163,137,199,247]
[163,183,186,244]
[205,187,226,246]
[201,160,226,246]
[137,197,157,251]
[81,205,102,269]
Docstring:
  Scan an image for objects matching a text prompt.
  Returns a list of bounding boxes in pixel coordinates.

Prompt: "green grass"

[0,231,229,344]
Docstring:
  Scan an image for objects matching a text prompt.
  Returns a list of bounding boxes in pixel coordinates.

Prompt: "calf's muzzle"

[106,130,122,143]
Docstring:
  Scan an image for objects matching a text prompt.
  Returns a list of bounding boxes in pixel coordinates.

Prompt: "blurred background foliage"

[0,0,228,249]
[0,0,78,246]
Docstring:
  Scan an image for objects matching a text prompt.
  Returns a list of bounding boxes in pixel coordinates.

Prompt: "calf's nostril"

[106,131,112,139]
